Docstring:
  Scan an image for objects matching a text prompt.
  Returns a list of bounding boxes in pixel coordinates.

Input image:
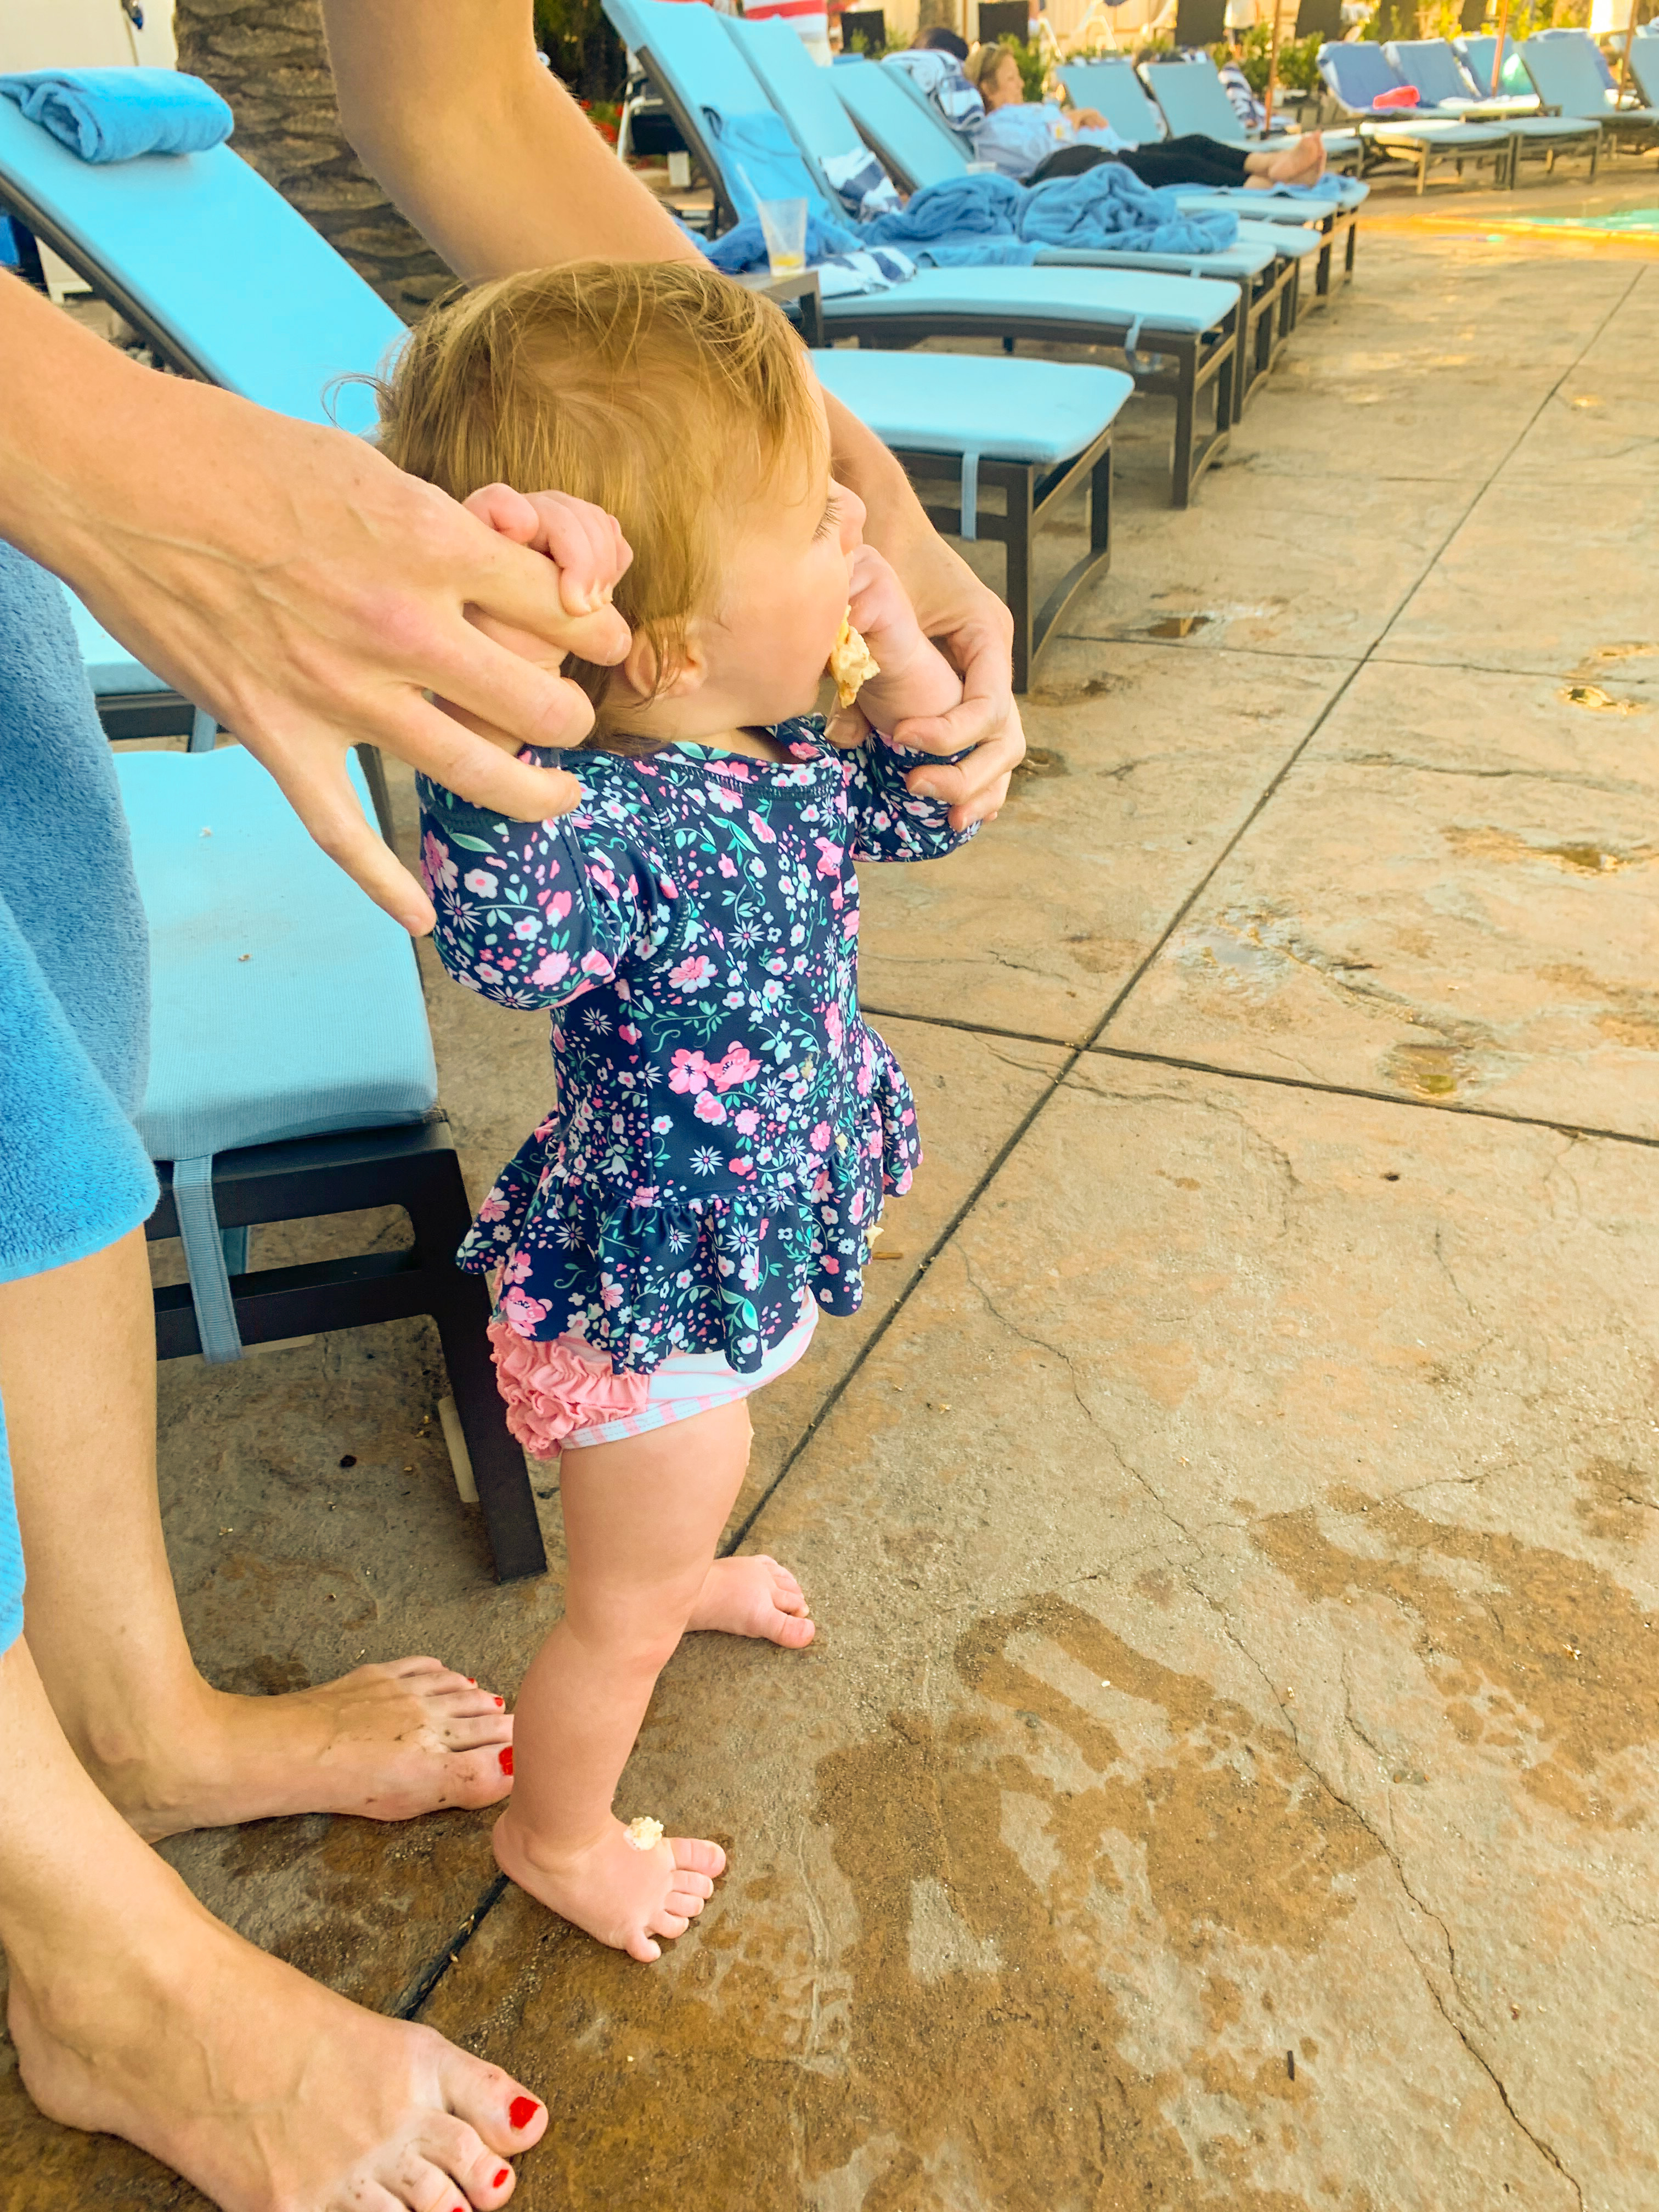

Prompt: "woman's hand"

[820,391,1024,832]
[0,282,635,934]
[1071,105,1109,129]
[440,484,633,750]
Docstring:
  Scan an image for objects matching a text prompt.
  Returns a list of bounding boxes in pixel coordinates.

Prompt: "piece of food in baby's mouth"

[623,1815,665,1852]
[828,614,881,709]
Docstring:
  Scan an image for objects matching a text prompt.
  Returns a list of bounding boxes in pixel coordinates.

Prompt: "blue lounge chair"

[0,88,555,1578]
[1316,42,1518,190]
[1518,34,1659,152]
[1385,38,1599,179]
[1138,52,1363,161]
[611,0,1240,504]
[731,17,1303,419]
[1630,36,1659,112]
[1052,52,1364,299]
[0,72,1139,700]
[1454,33,1533,99]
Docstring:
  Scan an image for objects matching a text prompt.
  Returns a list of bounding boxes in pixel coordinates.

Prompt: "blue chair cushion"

[117,744,437,1162]
[0,98,403,431]
[812,349,1133,461]
[821,264,1238,335]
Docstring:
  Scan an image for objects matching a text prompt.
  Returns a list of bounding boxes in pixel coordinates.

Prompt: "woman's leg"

[1118,134,1253,189]
[494,1397,808,1961]
[1,1629,549,2210]
[0,1228,513,1839]
[1025,143,1123,185]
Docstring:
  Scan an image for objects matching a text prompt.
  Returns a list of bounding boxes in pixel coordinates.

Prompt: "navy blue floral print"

[417,719,975,1375]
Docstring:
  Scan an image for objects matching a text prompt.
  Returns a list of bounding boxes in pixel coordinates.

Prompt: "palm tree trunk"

[172,0,450,321]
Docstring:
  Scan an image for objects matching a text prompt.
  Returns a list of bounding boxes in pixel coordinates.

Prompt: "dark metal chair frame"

[148,1124,547,1583]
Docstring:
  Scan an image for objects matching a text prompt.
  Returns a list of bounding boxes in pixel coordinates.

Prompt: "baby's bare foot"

[98,1656,514,1842]
[686,1554,815,1647]
[494,1810,725,1962]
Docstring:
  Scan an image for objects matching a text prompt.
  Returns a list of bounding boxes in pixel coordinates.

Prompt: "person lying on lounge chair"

[962,41,1327,190]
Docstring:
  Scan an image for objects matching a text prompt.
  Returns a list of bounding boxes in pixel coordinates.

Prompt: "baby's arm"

[417,762,662,1009]
[837,545,963,732]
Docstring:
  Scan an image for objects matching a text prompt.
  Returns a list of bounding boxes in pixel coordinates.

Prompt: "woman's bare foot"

[1251,132,1327,188]
[7,1874,548,2211]
[91,1656,515,1842]
[685,1554,815,1647]
[494,1809,726,1962]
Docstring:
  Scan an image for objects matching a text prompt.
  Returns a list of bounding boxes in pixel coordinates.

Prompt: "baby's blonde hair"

[375,260,822,744]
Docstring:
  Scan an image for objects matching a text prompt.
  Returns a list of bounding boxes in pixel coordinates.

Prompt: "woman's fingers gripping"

[893,617,1025,830]
[462,483,632,634]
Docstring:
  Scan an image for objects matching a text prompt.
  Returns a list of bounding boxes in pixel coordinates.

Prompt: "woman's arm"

[0,274,619,931]
[322,0,1024,830]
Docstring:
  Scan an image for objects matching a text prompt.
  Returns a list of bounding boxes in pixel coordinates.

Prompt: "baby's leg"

[494,1398,758,1961]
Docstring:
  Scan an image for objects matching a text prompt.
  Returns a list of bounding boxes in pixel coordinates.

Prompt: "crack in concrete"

[1339,748,1656,798]
[1192,1584,1588,2210]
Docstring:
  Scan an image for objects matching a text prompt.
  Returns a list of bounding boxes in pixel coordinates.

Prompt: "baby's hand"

[462,483,633,676]
[827,546,964,743]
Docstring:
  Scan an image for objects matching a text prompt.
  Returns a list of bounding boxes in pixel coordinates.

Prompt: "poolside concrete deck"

[4,204,1657,2210]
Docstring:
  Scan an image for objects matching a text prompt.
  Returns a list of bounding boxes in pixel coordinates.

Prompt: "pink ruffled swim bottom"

[488,1298,819,1460]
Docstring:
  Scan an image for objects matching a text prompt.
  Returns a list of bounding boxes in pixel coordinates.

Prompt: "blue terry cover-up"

[0,543,161,1652]
[418,720,975,1376]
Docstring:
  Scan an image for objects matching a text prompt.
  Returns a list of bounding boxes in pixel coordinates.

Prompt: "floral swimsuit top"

[417,718,975,1377]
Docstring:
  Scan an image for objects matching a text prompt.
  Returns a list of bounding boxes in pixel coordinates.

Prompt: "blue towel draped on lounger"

[865,166,1237,257]
[1019,166,1237,255]
[0,67,233,163]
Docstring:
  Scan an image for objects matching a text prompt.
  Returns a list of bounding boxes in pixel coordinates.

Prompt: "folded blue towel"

[1019,165,1238,255]
[0,67,232,163]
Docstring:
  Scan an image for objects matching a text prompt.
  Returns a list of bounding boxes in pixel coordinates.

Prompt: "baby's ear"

[627,626,707,703]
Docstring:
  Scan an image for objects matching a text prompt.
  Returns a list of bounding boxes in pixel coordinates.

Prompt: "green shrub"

[1223,24,1322,92]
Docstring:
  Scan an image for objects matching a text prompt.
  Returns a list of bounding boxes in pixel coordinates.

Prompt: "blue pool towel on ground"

[0,67,233,162]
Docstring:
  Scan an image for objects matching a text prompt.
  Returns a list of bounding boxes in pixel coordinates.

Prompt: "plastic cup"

[757,196,809,277]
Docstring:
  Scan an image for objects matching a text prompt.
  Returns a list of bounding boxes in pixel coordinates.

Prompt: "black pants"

[1026,134,1253,190]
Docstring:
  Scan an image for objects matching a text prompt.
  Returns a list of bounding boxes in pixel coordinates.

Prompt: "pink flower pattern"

[417,719,974,1375]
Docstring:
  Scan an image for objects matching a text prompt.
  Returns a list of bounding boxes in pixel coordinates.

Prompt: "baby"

[379,262,976,1962]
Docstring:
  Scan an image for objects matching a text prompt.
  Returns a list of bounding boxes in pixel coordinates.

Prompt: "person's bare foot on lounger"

[87,1655,515,1842]
[1249,132,1327,188]
[8,1852,549,2211]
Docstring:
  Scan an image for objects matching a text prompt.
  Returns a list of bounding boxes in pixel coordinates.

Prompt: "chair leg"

[1171,350,1197,510]
[405,1144,547,1582]
[1005,469,1035,695]
[429,1268,548,1582]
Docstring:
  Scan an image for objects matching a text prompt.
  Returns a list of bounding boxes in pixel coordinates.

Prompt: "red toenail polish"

[499,1746,514,1776]
[493,2170,511,2188]
[495,1695,505,1707]
[509,2095,539,2129]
